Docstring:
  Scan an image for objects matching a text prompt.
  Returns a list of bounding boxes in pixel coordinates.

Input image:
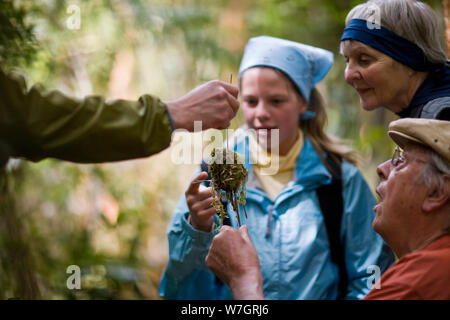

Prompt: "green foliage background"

[0,0,445,299]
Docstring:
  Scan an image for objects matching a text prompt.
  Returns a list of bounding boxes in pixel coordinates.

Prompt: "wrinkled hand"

[165,80,239,131]
[186,171,217,232]
[205,225,264,300]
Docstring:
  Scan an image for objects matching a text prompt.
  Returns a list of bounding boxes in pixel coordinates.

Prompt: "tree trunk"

[444,0,450,55]
[0,167,41,299]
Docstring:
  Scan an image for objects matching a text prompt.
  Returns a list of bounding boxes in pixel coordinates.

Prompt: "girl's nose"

[255,101,270,121]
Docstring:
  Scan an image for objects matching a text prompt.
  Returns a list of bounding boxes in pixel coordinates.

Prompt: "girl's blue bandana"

[239,36,334,104]
[340,19,434,72]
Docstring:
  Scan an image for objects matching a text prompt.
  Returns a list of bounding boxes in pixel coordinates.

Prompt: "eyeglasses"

[391,146,405,167]
[390,146,440,172]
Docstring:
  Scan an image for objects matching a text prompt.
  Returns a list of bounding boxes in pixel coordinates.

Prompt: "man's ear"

[422,174,450,212]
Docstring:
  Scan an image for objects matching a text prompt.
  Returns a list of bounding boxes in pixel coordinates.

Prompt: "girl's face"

[240,67,307,155]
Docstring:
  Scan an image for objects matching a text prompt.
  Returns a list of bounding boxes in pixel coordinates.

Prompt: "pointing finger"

[186,171,208,194]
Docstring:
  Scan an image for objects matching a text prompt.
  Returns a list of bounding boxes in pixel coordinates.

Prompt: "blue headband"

[341,19,434,71]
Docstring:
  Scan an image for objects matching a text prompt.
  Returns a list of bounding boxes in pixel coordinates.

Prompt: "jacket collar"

[231,127,332,195]
[397,64,450,118]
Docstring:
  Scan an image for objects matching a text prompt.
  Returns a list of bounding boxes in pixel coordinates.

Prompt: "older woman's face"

[340,40,414,113]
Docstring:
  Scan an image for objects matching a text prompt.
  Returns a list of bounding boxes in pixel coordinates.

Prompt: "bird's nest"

[208,148,248,227]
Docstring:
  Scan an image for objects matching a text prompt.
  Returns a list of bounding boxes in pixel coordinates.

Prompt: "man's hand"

[205,225,264,300]
[165,80,239,131]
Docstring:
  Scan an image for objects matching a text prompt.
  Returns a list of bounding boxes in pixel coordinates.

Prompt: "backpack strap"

[316,154,348,299]
[420,97,450,120]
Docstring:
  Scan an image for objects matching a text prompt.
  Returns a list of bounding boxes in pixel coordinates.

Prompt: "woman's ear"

[296,94,308,116]
[422,174,450,213]
[298,103,308,116]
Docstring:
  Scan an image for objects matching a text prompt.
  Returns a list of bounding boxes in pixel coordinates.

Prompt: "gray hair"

[422,150,450,192]
[345,0,448,64]
[421,150,450,233]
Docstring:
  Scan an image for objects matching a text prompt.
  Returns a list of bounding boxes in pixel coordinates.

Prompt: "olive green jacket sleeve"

[0,68,174,165]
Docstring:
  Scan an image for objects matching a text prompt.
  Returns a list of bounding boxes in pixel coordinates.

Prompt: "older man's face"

[373,144,430,245]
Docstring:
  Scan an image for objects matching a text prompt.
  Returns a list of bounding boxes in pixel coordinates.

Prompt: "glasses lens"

[391,147,403,166]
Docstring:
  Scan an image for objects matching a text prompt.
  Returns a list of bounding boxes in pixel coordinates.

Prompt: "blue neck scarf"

[341,19,449,116]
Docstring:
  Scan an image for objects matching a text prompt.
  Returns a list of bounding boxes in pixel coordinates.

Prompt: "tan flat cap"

[388,118,450,164]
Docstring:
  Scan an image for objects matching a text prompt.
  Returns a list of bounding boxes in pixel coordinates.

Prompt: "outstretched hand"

[165,80,239,132]
[205,225,264,300]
